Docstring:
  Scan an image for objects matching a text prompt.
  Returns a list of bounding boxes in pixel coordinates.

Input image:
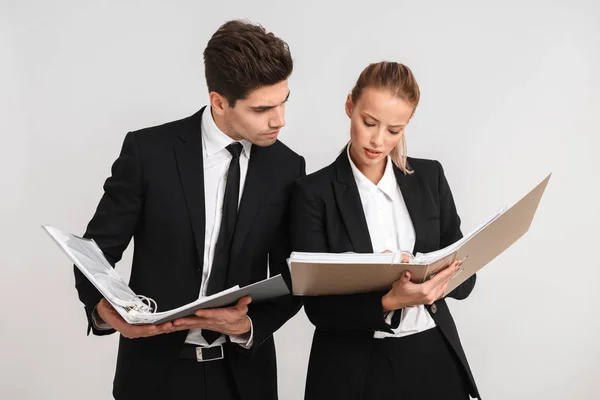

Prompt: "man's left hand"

[171,296,252,335]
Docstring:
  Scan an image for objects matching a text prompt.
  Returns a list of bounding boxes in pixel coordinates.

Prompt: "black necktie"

[390,308,402,329]
[203,142,243,344]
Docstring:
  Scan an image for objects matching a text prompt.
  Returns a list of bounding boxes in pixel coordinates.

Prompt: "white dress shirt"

[184,107,253,348]
[346,144,437,339]
[93,107,254,349]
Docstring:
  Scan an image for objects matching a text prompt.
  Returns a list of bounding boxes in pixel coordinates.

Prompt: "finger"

[172,317,190,327]
[196,307,245,324]
[400,254,413,263]
[234,306,249,318]
[107,314,163,338]
[169,320,204,332]
[163,320,190,331]
[425,271,447,287]
[172,316,202,327]
[157,322,174,332]
[170,324,195,333]
[133,322,167,334]
[423,269,453,292]
[401,271,411,283]
[194,308,222,319]
[236,296,252,306]
[434,264,458,281]
[137,326,162,337]
[124,324,160,339]
[234,298,251,313]
[444,262,462,280]
[142,328,169,338]
[195,300,247,318]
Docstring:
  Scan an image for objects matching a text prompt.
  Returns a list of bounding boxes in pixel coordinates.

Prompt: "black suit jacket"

[74,107,305,400]
[290,150,480,400]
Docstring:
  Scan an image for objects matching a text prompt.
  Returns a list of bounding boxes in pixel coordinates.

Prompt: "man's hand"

[382,260,463,312]
[96,298,175,339]
[171,296,252,336]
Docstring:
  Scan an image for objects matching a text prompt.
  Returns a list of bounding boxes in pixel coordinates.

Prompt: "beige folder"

[290,173,551,296]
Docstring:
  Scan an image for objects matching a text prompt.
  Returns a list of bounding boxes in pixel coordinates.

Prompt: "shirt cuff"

[228,316,254,349]
[91,304,113,330]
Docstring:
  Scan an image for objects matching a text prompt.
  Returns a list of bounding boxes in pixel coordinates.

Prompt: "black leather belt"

[179,345,224,362]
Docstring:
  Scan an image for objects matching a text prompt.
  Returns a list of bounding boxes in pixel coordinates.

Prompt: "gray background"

[2,0,599,399]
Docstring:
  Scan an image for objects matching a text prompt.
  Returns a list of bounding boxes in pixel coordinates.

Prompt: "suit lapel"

[174,108,206,270]
[333,151,374,253]
[393,164,428,255]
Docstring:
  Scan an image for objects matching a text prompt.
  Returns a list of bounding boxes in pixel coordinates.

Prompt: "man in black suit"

[74,20,305,400]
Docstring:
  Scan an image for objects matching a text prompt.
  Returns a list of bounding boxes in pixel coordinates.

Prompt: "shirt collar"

[201,107,252,159]
[347,143,397,201]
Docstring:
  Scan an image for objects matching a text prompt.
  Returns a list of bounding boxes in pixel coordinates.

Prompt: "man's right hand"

[381,260,463,312]
[95,298,175,339]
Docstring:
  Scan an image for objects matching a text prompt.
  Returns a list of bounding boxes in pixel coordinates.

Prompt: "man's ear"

[209,91,228,116]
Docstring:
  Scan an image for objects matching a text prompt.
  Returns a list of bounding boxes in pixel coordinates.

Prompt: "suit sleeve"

[289,180,393,333]
[436,160,476,300]
[74,132,144,335]
[245,156,306,351]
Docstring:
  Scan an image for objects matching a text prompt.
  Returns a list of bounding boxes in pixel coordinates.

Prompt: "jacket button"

[430,304,438,314]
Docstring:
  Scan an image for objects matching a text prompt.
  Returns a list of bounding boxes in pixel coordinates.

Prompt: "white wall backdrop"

[1,0,599,399]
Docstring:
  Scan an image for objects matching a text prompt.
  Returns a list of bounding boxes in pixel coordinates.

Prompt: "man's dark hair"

[204,20,293,107]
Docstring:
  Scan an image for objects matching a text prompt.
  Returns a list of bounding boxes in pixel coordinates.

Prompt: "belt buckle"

[195,345,224,362]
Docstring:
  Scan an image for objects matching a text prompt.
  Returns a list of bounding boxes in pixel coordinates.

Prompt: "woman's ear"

[345,94,353,118]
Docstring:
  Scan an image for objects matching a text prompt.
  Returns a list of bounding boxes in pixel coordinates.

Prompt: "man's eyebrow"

[250,91,291,110]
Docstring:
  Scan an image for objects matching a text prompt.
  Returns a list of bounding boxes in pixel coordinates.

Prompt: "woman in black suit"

[291,62,480,400]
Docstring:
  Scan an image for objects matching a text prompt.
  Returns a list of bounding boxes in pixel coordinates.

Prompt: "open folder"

[42,225,290,325]
[288,173,551,297]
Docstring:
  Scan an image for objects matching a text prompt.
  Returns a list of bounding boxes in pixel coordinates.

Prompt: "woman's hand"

[381,250,413,263]
[381,260,463,312]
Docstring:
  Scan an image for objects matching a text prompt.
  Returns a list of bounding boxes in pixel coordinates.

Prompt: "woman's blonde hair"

[350,61,420,174]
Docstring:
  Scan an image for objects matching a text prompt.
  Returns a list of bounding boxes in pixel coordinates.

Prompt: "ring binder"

[289,173,551,296]
[41,224,291,325]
